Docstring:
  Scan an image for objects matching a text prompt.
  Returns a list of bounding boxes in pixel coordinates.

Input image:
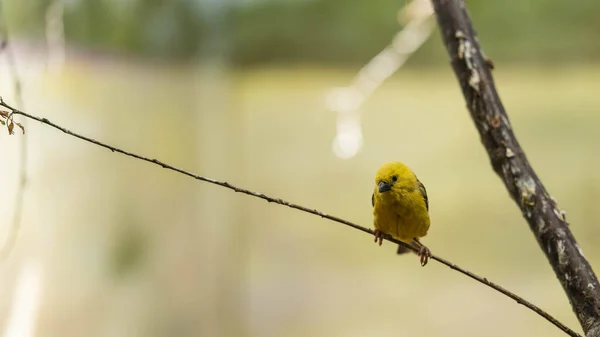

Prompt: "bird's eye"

[392,175,398,182]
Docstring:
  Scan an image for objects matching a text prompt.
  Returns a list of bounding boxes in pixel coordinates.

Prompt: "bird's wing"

[371,193,375,207]
[417,178,429,211]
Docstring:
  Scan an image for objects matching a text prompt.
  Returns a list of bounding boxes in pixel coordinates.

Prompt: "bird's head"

[374,162,416,194]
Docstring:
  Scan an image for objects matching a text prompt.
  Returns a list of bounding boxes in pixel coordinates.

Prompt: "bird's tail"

[396,244,412,255]
[397,239,418,255]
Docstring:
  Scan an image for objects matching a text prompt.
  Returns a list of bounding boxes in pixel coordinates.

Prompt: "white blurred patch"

[326,87,364,159]
[3,260,44,337]
[332,112,363,160]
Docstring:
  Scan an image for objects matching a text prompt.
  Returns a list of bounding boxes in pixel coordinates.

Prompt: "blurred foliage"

[109,209,149,279]
[4,0,600,65]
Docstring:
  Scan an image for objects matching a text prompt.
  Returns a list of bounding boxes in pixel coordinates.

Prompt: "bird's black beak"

[378,181,392,193]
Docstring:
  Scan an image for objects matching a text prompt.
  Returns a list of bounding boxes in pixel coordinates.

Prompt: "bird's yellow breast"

[372,187,430,243]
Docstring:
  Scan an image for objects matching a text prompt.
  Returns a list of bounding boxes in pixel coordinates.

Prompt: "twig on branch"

[0,98,581,336]
[430,1,600,336]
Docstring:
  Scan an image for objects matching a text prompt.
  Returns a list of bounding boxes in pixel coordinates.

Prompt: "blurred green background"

[0,0,598,337]
[4,0,600,65]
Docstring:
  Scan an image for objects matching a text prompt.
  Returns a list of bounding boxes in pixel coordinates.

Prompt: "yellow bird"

[372,162,431,266]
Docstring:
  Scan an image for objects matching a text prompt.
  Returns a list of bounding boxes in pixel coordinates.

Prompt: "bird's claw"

[418,246,431,267]
[373,229,384,246]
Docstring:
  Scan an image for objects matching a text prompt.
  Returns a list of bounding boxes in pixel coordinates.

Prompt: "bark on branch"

[430,1,600,336]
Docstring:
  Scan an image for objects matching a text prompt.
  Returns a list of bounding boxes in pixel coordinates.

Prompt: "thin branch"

[430,1,600,336]
[0,99,581,337]
[0,3,28,261]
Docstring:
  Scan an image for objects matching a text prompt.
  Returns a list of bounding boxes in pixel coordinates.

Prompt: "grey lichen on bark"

[430,1,600,336]
[588,323,600,337]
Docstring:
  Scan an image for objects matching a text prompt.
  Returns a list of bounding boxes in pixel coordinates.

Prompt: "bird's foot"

[373,229,384,246]
[418,246,431,267]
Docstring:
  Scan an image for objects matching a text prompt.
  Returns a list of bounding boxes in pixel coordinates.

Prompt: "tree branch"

[430,1,600,336]
[0,98,582,336]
